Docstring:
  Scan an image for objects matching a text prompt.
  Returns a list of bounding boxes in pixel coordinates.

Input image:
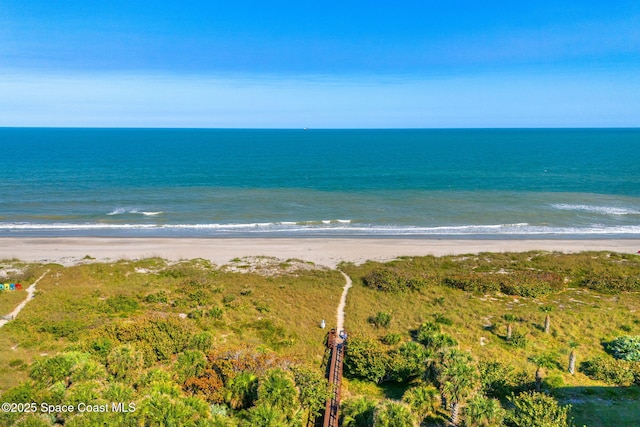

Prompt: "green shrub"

[341,396,376,427]
[174,350,207,383]
[70,359,108,382]
[187,310,203,319]
[369,311,392,328]
[387,341,428,382]
[189,331,213,352]
[86,336,114,362]
[507,391,572,427]
[253,301,270,313]
[8,359,25,368]
[416,322,457,352]
[106,344,144,381]
[579,274,640,293]
[508,331,528,349]
[29,352,90,386]
[208,306,224,319]
[441,274,499,293]
[544,374,565,389]
[250,319,296,349]
[373,400,417,427]
[344,337,389,383]
[607,335,640,361]
[433,313,453,326]
[38,319,83,340]
[499,272,564,297]
[479,361,516,399]
[105,294,140,313]
[103,317,195,362]
[380,333,402,346]
[580,356,638,386]
[362,268,407,292]
[144,291,169,304]
[441,271,564,297]
[291,366,331,420]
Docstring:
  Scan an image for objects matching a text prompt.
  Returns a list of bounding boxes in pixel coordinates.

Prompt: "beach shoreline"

[1,237,639,268]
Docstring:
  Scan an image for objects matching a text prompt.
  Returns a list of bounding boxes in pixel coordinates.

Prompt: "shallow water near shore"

[2,128,639,237]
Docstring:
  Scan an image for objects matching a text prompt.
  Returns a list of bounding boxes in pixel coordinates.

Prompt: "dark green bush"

[441,274,499,293]
[578,275,640,293]
[344,337,389,383]
[144,291,169,304]
[189,331,213,352]
[208,306,224,319]
[105,294,140,313]
[433,313,453,326]
[103,317,194,362]
[29,352,90,386]
[38,319,83,340]
[253,301,270,313]
[362,268,407,292]
[416,322,457,352]
[607,335,640,361]
[222,295,236,306]
[508,331,528,348]
[507,391,572,427]
[580,356,639,386]
[441,271,564,297]
[387,341,428,382]
[369,311,392,328]
[479,361,521,399]
[380,333,402,346]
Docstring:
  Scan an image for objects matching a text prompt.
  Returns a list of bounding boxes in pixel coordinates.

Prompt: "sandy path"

[336,271,352,335]
[0,270,49,328]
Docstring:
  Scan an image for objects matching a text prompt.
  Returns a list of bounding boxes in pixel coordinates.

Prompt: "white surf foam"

[552,204,640,216]
[107,208,163,216]
[2,221,640,236]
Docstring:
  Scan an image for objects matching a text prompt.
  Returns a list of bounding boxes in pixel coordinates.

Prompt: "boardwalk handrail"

[322,329,347,427]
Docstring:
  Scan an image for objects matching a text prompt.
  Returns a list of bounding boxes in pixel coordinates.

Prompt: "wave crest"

[2,221,640,236]
[552,204,640,216]
[107,208,163,216]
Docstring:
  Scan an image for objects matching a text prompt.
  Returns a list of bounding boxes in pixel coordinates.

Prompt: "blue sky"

[1,1,639,127]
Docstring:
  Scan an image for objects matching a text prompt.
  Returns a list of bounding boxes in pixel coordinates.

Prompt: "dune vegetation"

[0,251,639,426]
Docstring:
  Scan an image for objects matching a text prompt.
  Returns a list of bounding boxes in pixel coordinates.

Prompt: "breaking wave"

[106,208,163,216]
[552,204,640,216]
[1,221,640,237]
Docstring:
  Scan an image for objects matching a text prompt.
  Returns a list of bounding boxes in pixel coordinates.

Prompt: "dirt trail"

[0,270,49,328]
[336,271,352,335]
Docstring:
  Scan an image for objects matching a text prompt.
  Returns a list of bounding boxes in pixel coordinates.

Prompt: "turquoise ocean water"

[1,128,639,238]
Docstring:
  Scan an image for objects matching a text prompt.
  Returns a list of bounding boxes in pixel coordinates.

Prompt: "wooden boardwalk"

[322,329,346,427]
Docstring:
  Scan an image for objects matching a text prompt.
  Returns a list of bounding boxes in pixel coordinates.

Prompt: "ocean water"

[1,128,639,238]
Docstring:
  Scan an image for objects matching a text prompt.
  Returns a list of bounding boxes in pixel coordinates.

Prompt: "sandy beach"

[1,238,639,268]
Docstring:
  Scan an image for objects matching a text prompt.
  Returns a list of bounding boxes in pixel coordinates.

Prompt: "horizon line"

[2,126,639,131]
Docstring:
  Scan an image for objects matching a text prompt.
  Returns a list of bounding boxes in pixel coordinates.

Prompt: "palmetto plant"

[341,396,376,427]
[464,395,505,427]
[256,368,299,413]
[225,371,258,410]
[436,349,478,426]
[402,384,441,422]
[373,400,418,427]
